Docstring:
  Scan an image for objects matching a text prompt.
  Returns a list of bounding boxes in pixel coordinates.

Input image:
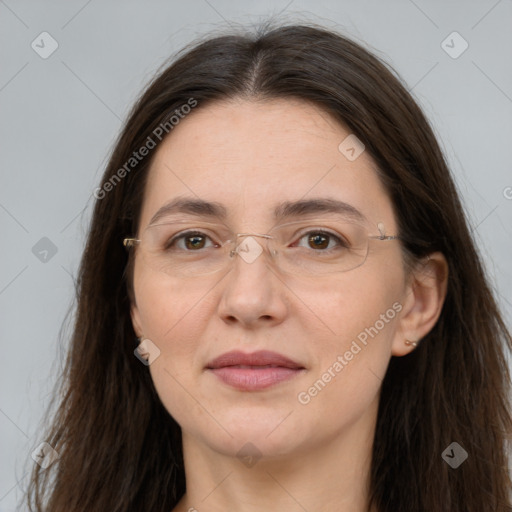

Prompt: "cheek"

[292,261,403,346]
[132,269,210,381]
[133,264,212,338]
[133,270,214,425]
[295,264,404,409]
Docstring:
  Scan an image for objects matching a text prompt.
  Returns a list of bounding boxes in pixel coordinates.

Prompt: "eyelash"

[165,229,348,251]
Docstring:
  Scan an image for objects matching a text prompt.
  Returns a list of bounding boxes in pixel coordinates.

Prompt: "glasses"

[123,218,399,278]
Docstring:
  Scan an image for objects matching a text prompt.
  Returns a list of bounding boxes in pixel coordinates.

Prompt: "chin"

[195,409,311,458]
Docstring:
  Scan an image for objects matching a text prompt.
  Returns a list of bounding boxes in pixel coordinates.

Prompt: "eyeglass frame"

[122,220,400,274]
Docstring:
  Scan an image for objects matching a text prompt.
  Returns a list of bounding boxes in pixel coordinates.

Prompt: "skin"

[130,98,448,512]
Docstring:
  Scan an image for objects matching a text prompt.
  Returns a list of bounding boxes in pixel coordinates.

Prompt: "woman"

[24,22,512,511]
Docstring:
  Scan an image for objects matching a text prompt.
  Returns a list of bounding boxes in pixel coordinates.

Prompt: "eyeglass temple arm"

[123,238,140,248]
[369,234,399,240]
[371,222,400,241]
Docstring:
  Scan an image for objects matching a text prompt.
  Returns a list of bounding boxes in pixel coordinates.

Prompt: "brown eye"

[167,231,217,251]
[308,233,329,250]
[295,230,347,251]
[185,234,207,250]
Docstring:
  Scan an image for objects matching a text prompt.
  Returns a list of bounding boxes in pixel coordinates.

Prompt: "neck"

[173,397,378,512]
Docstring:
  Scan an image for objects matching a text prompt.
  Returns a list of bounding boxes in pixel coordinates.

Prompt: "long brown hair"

[23,21,512,511]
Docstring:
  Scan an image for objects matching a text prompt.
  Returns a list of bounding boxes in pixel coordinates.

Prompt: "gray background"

[1,1,511,510]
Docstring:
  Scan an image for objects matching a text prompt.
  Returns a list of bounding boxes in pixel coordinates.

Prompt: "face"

[130,98,410,459]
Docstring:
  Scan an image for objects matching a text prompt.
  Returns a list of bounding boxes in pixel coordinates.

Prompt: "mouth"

[205,350,306,391]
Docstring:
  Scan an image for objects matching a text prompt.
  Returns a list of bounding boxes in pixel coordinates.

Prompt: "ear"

[130,303,144,339]
[392,252,448,356]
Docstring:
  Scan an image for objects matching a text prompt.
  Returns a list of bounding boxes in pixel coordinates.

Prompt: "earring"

[405,339,418,347]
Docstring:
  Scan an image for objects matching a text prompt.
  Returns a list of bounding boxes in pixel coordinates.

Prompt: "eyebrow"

[148,196,366,226]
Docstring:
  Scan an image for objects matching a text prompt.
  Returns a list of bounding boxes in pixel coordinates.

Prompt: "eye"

[166,231,218,251]
[294,230,349,251]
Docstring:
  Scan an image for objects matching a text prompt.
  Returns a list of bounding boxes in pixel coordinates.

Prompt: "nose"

[216,234,288,328]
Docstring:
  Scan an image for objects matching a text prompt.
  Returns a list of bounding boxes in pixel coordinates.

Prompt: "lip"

[206,350,306,391]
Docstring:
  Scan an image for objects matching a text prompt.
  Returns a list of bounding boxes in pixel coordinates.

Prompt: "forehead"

[139,98,395,229]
